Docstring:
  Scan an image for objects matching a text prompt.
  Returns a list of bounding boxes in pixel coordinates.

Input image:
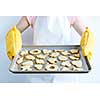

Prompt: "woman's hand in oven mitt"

[80,27,94,60]
[6,26,22,61]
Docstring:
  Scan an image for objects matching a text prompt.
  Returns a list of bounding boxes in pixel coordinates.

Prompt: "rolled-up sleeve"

[26,16,37,27]
[67,16,76,25]
[68,16,86,33]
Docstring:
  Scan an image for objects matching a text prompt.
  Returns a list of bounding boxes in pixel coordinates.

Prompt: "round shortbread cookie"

[45,64,58,71]
[29,49,41,55]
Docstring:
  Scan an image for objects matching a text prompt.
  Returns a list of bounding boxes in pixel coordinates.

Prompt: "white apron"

[26,16,71,83]
[33,16,71,45]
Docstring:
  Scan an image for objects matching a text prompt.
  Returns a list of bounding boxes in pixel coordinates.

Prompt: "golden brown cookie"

[49,52,59,58]
[58,55,68,61]
[61,67,71,71]
[68,56,79,60]
[73,67,83,71]
[74,53,80,58]
[71,60,82,68]
[35,59,45,64]
[29,49,41,55]
[36,54,46,59]
[54,49,64,52]
[47,58,57,64]
[20,65,33,71]
[25,54,35,60]
[21,61,33,66]
[69,49,79,54]
[16,57,23,65]
[42,49,52,54]
[45,64,58,71]
[61,61,72,67]
[20,50,28,56]
[61,50,70,56]
[34,64,43,70]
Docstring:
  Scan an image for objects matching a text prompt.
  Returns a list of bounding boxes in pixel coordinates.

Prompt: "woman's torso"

[32,16,71,45]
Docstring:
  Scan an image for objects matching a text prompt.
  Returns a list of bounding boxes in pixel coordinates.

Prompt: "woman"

[6,16,94,82]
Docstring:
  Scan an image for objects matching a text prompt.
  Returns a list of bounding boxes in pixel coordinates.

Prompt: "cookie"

[25,54,35,60]
[61,67,71,71]
[71,60,82,68]
[36,54,46,59]
[47,58,57,64]
[45,64,58,71]
[54,49,64,52]
[20,50,28,56]
[35,59,45,64]
[21,61,33,66]
[16,57,23,65]
[61,61,72,67]
[58,55,68,61]
[49,52,59,58]
[74,53,80,58]
[42,49,52,54]
[29,49,41,55]
[61,50,70,56]
[69,49,79,54]
[20,65,33,71]
[73,67,83,71]
[34,64,43,70]
[68,56,79,60]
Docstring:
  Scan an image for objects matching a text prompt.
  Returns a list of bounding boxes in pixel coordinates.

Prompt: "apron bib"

[33,16,71,45]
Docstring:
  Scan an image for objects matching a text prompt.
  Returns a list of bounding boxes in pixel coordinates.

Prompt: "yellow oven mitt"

[6,26,22,61]
[80,27,94,60]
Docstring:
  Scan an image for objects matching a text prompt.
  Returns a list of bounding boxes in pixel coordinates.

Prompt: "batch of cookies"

[16,48,83,72]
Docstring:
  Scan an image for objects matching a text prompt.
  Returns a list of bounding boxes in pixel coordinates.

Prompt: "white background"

[0,0,100,99]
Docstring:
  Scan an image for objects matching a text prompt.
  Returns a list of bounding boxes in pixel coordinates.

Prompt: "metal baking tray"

[9,45,91,73]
